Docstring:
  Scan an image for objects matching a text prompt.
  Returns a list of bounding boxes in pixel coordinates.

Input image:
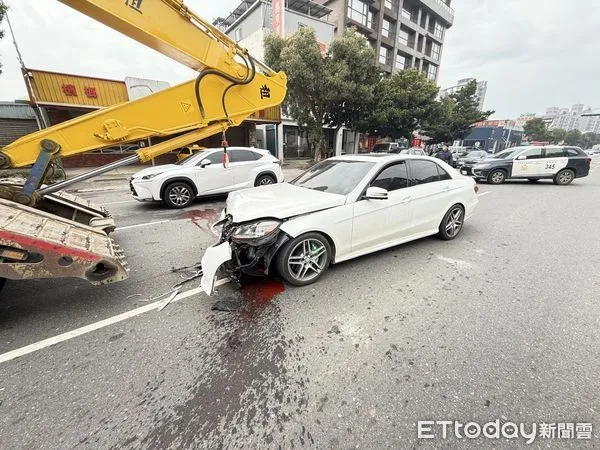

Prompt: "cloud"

[438,0,600,118]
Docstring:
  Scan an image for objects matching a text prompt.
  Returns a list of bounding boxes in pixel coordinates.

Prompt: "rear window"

[229,149,261,162]
[372,144,390,153]
[566,148,584,157]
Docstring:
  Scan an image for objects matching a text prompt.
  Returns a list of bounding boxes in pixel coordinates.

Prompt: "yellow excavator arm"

[0,0,286,177]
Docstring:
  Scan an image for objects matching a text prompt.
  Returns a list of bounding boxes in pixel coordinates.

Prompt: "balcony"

[420,0,454,26]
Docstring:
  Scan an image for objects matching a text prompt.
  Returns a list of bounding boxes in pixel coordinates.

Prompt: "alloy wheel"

[558,171,573,184]
[445,207,464,238]
[169,186,191,206]
[491,171,505,184]
[259,177,274,185]
[287,238,328,282]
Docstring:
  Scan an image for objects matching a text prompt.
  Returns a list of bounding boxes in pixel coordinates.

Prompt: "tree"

[422,79,493,144]
[265,27,379,161]
[523,118,549,141]
[367,69,439,140]
[0,1,7,75]
[550,128,567,144]
[565,129,582,146]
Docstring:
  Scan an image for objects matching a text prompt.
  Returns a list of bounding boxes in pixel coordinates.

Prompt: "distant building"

[0,101,40,148]
[515,113,537,128]
[441,78,487,110]
[544,104,600,133]
[315,0,455,80]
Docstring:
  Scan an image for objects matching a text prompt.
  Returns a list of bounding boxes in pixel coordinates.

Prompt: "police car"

[464,146,592,185]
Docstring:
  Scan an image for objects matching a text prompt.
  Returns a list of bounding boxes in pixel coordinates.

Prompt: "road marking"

[0,278,230,365]
[115,220,172,231]
[477,191,490,197]
[103,200,137,205]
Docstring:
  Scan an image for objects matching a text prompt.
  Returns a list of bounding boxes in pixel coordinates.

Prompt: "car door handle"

[400,196,413,204]
[442,185,451,192]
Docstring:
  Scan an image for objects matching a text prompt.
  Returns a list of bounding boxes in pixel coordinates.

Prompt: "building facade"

[441,77,488,110]
[544,104,600,133]
[315,0,454,80]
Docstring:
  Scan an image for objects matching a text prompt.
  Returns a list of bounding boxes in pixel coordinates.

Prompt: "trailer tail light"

[0,246,28,261]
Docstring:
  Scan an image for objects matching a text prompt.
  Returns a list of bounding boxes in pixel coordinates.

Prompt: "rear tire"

[255,174,276,186]
[438,205,465,241]
[276,232,332,286]
[487,169,507,184]
[163,181,194,208]
[554,169,575,185]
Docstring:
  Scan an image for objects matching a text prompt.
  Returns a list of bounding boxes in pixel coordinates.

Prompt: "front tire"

[163,181,194,208]
[438,205,465,240]
[276,232,332,286]
[255,174,276,186]
[487,169,507,184]
[554,169,575,185]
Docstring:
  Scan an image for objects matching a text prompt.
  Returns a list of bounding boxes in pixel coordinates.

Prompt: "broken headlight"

[231,220,281,241]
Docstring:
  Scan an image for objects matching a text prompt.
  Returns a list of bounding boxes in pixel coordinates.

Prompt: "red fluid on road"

[180,209,220,235]
[240,277,285,311]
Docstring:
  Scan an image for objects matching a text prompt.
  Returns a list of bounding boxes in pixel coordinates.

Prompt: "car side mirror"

[200,159,211,167]
[517,155,526,160]
[365,186,389,200]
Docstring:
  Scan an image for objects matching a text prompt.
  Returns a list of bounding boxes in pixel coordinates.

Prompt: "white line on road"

[477,191,490,197]
[0,279,230,365]
[103,200,137,205]
[115,220,172,231]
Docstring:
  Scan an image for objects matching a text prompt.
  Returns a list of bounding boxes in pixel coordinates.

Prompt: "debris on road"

[157,289,179,311]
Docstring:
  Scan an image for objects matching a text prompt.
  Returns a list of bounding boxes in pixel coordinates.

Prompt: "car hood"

[226,183,346,223]
[132,164,178,179]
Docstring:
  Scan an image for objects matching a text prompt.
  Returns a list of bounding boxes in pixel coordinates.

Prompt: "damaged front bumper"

[200,215,290,296]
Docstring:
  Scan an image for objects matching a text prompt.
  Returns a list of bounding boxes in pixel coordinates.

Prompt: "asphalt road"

[1,164,600,448]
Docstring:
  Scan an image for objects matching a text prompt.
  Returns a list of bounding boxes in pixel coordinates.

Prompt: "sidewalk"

[64,163,308,193]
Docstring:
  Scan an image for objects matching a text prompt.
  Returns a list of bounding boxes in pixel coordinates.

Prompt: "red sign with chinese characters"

[319,43,327,58]
[272,0,284,37]
[62,84,77,97]
[84,87,98,98]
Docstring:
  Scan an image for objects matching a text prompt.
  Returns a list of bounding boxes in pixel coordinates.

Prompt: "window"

[434,22,445,40]
[384,0,394,9]
[544,148,566,158]
[437,164,451,181]
[521,148,543,159]
[371,162,409,192]
[348,0,372,28]
[198,151,224,165]
[427,64,438,80]
[382,19,393,38]
[566,148,583,157]
[291,160,376,196]
[431,42,441,61]
[395,54,407,69]
[401,6,413,21]
[379,45,390,65]
[397,28,411,47]
[410,160,440,184]
[229,149,261,162]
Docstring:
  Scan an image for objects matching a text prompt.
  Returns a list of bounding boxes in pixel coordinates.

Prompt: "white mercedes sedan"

[201,154,479,294]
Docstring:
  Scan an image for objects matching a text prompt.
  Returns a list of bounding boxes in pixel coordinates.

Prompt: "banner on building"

[273,0,285,37]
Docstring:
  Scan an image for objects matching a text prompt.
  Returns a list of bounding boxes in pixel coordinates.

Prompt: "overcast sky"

[1,0,598,119]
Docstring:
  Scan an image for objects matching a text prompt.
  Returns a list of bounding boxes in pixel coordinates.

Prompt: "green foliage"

[549,128,567,144]
[367,69,439,140]
[422,79,493,144]
[265,27,378,160]
[564,129,582,146]
[0,1,7,75]
[580,132,600,149]
[523,118,549,141]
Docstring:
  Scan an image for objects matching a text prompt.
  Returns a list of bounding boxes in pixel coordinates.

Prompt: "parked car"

[456,150,489,172]
[371,142,404,153]
[130,147,284,208]
[200,154,479,294]
[466,146,592,185]
[395,147,427,156]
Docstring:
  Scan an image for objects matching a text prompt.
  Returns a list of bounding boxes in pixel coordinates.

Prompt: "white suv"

[130,147,284,208]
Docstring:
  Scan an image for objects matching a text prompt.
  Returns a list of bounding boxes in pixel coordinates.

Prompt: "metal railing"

[433,0,454,16]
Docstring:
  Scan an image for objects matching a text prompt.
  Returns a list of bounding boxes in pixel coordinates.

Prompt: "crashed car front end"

[201,214,290,295]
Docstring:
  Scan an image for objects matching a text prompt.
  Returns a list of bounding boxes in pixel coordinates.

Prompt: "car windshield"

[371,144,390,153]
[493,149,520,159]
[174,150,208,165]
[291,160,376,195]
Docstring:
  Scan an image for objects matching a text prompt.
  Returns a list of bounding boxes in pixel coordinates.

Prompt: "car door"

[228,149,262,189]
[192,151,234,195]
[408,159,455,234]
[539,147,569,177]
[351,161,414,254]
[511,147,543,178]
